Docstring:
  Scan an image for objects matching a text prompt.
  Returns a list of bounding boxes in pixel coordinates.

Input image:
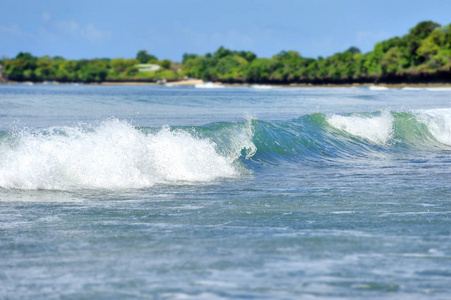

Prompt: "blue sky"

[1,0,450,61]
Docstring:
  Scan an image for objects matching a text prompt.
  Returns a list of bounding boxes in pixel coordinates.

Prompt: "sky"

[1,0,450,62]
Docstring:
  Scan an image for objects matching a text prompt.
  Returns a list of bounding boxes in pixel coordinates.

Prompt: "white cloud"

[37,26,58,41]
[181,27,256,49]
[57,20,111,42]
[81,24,111,42]
[57,20,80,34]
[0,25,21,35]
[356,31,371,42]
[0,25,35,40]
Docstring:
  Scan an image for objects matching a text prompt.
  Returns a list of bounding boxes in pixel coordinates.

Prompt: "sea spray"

[418,108,451,147]
[0,119,244,190]
[146,126,237,181]
[327,111,394,144]
[199,118,257,160]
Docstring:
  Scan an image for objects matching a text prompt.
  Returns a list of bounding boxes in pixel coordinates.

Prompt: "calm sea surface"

[0,84,450,299]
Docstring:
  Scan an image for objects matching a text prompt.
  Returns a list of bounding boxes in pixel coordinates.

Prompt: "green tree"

[182,56,211,79]
[403,21,441,66]
[158,59,172,69]
[79,59,108,83]
[244,58,273,82]
[381,47,402,74]
[211,55,248,81]
[213,47,233,60]
[35,56,56,80]
[182,53,198,63]
[346,47,361,54]
[136,50,157,63]
[417,28,446,60]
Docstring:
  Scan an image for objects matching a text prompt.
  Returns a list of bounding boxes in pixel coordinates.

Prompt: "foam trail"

[0,120,240,190]
[327,111,394,144]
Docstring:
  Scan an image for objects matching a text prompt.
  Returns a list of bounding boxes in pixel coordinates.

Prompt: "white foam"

[368,85,388,91]
[250,84,273,90]
[401,87,425,91]
[418,108,451,146]
[194,82,225,89]
[327,111,394,144]
[0,120,244,190]
[425,87,451,92]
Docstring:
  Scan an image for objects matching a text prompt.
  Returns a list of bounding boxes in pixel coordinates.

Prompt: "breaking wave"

[0,108,449,190]
[0,119,254,190]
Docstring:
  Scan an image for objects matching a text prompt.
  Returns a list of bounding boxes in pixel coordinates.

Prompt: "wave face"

[416,108,451,146]
[0,109,450,190]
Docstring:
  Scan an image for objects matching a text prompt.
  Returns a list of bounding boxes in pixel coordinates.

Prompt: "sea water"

[0,84,450,299]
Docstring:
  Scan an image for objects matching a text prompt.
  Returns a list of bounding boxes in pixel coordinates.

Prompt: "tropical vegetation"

[1,21,450,84]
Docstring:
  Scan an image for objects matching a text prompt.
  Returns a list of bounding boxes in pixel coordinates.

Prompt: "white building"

[136,64,161,72]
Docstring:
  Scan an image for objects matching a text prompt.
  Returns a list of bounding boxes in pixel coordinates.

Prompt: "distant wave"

[250,85,273,90]
[248,109,451,164]
[368,85,389,91]
[401,87,425,91]
[425,87,451,92]
[401,87,451,92]
[1,109,450,190]
[194,82,225,89]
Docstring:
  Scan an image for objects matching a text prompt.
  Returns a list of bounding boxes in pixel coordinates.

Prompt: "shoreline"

[1,79,450,88]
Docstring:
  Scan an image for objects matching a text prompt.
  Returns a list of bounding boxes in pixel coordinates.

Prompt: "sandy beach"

[1,78,450,89]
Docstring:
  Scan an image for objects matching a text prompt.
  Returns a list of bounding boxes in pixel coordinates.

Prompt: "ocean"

[0,84,450,299]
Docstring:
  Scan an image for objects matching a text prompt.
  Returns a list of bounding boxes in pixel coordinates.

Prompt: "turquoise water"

[0,84,450,299]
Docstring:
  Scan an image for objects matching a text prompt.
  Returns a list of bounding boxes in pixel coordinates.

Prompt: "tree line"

[0,50,180,83]
[1,21,450,84]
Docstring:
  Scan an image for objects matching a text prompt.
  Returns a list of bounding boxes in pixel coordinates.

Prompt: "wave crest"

[418,109,451,146]
[327,111,394,144]
[1,109,449,190]
[0,120,246,190]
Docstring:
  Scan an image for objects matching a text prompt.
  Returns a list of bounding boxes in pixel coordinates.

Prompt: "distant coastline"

[1,21,450,87]
[2,78,450,89]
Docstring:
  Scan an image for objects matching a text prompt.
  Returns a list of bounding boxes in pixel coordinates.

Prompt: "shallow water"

[0,84,450,299]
